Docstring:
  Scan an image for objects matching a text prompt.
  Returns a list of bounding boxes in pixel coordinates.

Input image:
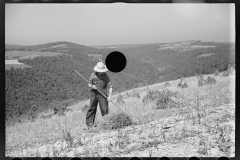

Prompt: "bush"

[132,92,140,98]
[142,89,185,109]
[154,89,185,109]
[101,112,134,130]
[196,74,203,79]
[198,78,207,87]
[214,70,219,76]
[177,78,188,88]
[222,71,229,77]
[205,76,216,85]
[142,90,160,104]
[164,82,170,87]
[178,82,188,88]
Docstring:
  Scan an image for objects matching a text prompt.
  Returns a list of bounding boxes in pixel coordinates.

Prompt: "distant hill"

[116,40,235,81]
[5,44,30,49]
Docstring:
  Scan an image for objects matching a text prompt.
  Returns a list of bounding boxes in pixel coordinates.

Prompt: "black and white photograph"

[5,3,235,157]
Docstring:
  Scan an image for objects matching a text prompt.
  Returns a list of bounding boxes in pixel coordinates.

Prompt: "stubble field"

[6,70,235,157]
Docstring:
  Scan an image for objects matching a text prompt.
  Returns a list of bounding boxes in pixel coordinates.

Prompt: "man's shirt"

[89,72,113,91]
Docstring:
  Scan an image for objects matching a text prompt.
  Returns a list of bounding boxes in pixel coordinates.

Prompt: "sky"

[5,3,235,46]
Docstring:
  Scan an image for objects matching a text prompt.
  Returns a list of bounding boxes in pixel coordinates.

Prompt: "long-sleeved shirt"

[89,72,113,95]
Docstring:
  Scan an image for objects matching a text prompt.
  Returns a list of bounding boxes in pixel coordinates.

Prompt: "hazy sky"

[5,3,235,46]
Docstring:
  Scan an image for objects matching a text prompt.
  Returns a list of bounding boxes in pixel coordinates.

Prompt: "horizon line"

[5,40,235,47]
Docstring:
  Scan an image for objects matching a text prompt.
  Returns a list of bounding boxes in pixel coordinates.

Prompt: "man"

[85,61,113,129]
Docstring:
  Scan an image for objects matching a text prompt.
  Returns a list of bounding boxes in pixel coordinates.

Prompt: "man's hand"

[91,85,97,89]
[88,84,97,89]
[107,96,112,102]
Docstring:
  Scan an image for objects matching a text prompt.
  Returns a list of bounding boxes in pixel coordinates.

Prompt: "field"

[5,51,71,60]
[5,64,32,70]
[6,71,235,157]
[197,53,216,58]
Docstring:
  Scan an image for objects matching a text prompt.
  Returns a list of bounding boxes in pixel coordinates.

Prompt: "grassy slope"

[6,70,235,157]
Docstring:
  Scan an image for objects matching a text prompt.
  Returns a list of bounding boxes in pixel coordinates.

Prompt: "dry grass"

[6,71,235,157]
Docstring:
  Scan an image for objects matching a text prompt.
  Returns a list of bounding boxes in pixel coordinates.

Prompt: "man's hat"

[94,62,108,72]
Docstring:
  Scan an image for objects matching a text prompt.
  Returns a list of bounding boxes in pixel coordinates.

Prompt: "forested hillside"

[5,41,234,125]
[118,41,235,81]
[5,41,160,125]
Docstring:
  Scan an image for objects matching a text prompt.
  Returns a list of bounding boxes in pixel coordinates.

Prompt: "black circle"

[188,157,200,160]
[71,158,82,160]
[100,157,111,160]
[159,157,171,160]
[218,157,230,160]
[129,157,141,160]
[105,51,127,73]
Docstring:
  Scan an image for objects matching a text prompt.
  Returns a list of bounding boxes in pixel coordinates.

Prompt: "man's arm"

[106,75,113,100]
[108,87,113,97]
[88,73,95,88]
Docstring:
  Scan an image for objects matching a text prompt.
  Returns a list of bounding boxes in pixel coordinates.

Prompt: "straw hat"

[94,62,108,72]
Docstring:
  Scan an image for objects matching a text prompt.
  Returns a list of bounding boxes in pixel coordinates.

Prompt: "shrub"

[164,82,170,87]
[198,78,207,87]
[101,112,134,130]
[177,82,188,88]
[214,70,219,76]
[205,76,216,85]
[142,89,185,109]
[177,77,188,89]
[53,105,66,116]
[142,90,160,104]
[222,71,229,77]
[132,92,140,98]
[181,82,188,88]
[154,89,185,109]
[196,73,203,79]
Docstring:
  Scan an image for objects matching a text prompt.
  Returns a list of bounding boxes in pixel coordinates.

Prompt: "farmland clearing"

[5,51,72,60]
[197,53,216,58]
